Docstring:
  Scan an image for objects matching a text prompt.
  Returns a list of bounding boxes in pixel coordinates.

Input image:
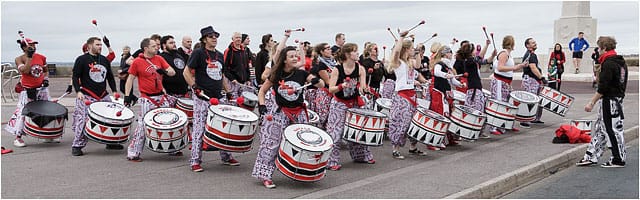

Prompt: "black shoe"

[72,147,84,156]
[106,144,124,150]
[520,122,531,128]
[408,148,428,156]
[531,120,544,124]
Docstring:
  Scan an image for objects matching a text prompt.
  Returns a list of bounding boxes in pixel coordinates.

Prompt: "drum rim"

[510,90,540,103]
[177,97,194,104]
[416,107,451,123]
[347,108,387,118]
[487,99,518,109]
[283,123,333,152]
[241,91,258,99]
[208,104,259,122]
[453,104,486,117]
[24,100,68,118]
[143,107,188,130]
[542,86,575,99]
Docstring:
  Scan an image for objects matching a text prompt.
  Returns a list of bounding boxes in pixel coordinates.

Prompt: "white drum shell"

[342,108,387,146]
[484,99,517,130]
[539,86,574,117]
[204,105,259,152]
[276,124,333,182]
[85,102,134,144]
[407,108,450,147]
[508,91,541,122]
[447,105,487,140]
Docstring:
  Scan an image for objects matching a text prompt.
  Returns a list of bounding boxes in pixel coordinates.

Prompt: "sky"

[1,0,638,63]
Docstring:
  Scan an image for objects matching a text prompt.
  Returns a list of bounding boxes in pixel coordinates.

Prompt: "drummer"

[429,45,464,149]
[325,43,376,170]
[158,35,189,156]
[458,43,490,139]
[70,37,119,156]
[488,35,528,135]
[183,26,240,172]
[308,42,335,129]
[123,37,176,162]
[519,37,546,128]
[387,32,429,159]
[5,36,52,147]
[252,34,324,188]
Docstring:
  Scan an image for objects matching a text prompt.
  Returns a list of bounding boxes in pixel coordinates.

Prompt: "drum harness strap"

[278,105,309,124]
[141,92,167,107]
[81,87,107,100]
[397,89,417,107]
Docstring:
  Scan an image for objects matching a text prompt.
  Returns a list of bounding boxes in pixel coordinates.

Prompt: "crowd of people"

[3,25,629,188]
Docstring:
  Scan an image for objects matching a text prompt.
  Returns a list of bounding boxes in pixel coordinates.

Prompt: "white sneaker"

[13,138,26,147]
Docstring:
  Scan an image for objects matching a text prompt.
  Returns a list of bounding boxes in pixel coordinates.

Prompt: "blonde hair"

[430,42,442,54]
[364,42,377,58]
[387,40,414,72]
[430,46,448,71]
[502,35,515,50]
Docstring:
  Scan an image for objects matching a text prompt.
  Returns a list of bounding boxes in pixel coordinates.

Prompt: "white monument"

[553,1,597,75]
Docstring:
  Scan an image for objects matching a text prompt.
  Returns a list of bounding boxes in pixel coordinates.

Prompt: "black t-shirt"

[310,61,331,89]
[160,51,188,95]
[384,68,396,81]
[177,47,190,62]
[419,56,431,80]
[335,64,360,100]
[272,69,309,108]
[453,59,464,75]
[187,48,225,99]
[254,49,270,85]
[72,53,116,98]
[463,58,482,89]
[522,51,541,80]
[360,58,384,88]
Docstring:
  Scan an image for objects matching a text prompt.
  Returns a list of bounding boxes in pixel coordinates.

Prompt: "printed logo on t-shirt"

[173,58,185,70]
[343,78,358,97]
[277,81,302,101]
[88,63,107,83]
[30,65,43,78]
[206,58,223,80]
[406,69,416,85]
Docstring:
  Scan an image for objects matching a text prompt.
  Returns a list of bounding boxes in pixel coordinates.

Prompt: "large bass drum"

[84,102,134,144]
[509,91,540,122]
[448,105,486,140]
[406,107,450,148]
[22,100,68,139]
[204,105,259,152]
[342,108,387,146]
[143,108,189,153]
[484,99,517,130]
[539,86,574,117]
[276,124,333,182]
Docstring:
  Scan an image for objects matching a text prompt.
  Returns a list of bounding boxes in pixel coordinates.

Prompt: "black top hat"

[200,26,220,39]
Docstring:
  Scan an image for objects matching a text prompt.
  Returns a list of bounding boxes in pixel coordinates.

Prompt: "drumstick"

[490,32,497,51]
[454,72,469,77]
[382,46,387,60]
[288,27,305,32]
[386,27,398,41]
[366,68,374,87]
[420,33,438,44]
[197,90,219,105]
[407,20,426,32]
[91,19,106,37]
[482,26,490,40]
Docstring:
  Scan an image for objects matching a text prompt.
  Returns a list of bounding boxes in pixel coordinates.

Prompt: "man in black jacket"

[223,32,252,99]
[577,36,628,168]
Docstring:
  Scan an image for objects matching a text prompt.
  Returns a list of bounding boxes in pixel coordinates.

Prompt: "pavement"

[1,78,639,198]
[502,139,639,199]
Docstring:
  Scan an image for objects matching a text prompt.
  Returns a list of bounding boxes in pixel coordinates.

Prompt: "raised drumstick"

[382,46,387,60]
[490,32,497,51]
[407,20,426,32]
[386,27,398,41]
[482,26,490,40]
[420,33,438,44]
[289,27,305,32]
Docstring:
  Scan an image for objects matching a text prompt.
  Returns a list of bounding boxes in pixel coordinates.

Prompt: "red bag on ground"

[553,124,592,144]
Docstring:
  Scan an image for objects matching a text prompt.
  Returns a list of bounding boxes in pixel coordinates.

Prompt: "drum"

[509,91,541,122]
[417,98,430,110]
[342,108,387,146]
[22,100,68,139]
[415,88,423,100]
[175,98,194,142]
[482,89,491,99]
[375,98,392,116]
[109,96,124,105]
[276,124,333,182]
[406,107,450,147]
[84,102,134,144]
[484,99,517,130]
[571,119,595,135]
[144,108,189,153]
[453,90,466,105]
[307,109,320,124]
[448,105,487,140]
[239,91,258,110]
[539,86,574,117]
[204,105,259,152]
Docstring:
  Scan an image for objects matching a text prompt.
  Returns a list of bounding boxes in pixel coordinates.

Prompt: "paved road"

[503,139,639,199]
[1,78,638,198]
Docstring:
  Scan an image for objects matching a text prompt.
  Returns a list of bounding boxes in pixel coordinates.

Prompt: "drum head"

[143,108,188,129]
[417,107,450,123]
[454,104,485,116]
[23,100,68,118]
[510,91,539,103]
[453,90,466,100]
[89,102,134,120]
[348,108,387,118]
[375,98,392,109]
[284,124,333,152]
[209,105,259,122]
[241,91,258,101]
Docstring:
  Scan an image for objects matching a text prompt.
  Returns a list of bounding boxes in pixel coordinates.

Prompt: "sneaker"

[511,127,520,132]
[168,151,183,156]
[263,179,276,189]
[490,130,503,135]
[127,157,143,162]
[600,161,625,168]
[71,147,84,156]
[392,151,405,159]
[531,120,544,124]
[327,164,342,171]
[427,146,441,151]
[409,148,428,156]
[519,122,531,129]
[354,159,376,164]
[13,138,26,147]
[575,69,580,74]
[223,158,240,166]
[106,144,124,150]
[191,164,204,172]
[479,133,491,139]
[576,159,597,166]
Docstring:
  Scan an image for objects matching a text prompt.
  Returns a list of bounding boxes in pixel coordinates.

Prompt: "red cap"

[24,38,38,44]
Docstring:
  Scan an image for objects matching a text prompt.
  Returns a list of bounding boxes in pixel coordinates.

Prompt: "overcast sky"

[1,1,638,63]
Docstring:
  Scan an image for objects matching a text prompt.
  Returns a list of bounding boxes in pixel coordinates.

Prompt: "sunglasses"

[206,34,217,39]
[324,46,331,50]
